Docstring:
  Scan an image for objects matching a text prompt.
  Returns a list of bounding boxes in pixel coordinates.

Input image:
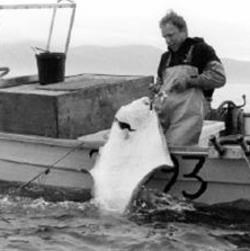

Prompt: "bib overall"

[157,64,204,146]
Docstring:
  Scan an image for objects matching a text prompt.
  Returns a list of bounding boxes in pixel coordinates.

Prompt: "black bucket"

[36,52,66,85]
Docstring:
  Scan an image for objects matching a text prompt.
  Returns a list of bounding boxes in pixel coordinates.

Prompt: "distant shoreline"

[0,43,249,83]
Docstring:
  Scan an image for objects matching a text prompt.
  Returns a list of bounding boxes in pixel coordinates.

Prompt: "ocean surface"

[1,194,250,251]
[1,83,250,251]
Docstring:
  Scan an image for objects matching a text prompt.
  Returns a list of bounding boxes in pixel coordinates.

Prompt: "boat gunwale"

[0,131,210,155]
[0,131,248,160]
[0,131,100,149]
[0,156,89,174]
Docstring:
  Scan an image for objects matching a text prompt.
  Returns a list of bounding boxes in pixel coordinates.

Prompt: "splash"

[90,97,173,213]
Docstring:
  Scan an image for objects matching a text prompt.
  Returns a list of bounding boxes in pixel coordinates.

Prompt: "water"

[1,195,250,250]
[1,83,250,250]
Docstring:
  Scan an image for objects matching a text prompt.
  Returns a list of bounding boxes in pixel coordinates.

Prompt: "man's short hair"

[159,10,188,33]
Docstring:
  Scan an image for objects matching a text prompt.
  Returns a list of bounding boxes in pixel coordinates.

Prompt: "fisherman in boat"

[152,10,226,146]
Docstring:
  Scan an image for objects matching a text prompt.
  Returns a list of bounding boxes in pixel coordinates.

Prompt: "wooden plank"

[0,3,75,10]
[0,73,110,90]
[0,75,38,89]
[170,145,208,156]
[0,131,82,147]
[37,74,152,91]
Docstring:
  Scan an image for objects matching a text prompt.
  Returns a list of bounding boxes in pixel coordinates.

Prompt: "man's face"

[160,22,187,52]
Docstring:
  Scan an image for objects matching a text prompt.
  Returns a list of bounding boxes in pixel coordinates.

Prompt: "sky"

[0,0,250,61]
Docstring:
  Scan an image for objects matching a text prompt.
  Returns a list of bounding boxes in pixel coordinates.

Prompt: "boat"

[0,72,153,202]
[1,2,250,205]
[0,94,250,205]
[0,67,249,205]
[78,117,250,205]
[0,1,151,202]
[0,66,248,206]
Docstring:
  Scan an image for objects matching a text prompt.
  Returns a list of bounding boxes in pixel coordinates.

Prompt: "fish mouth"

[114,118,136,132]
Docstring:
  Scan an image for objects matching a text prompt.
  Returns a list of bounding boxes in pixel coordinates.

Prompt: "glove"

[149,77,162,94]
[152,91,168,113]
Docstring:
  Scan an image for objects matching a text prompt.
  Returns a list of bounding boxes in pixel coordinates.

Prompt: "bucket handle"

[46,0,76,55]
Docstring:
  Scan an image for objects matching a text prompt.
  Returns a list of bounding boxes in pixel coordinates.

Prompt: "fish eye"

[143,98,150,106]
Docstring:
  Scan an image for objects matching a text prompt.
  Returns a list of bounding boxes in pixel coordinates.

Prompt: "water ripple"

[0,195,249,250]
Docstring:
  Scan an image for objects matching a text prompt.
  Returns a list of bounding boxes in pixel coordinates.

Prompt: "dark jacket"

[157,37,225,99]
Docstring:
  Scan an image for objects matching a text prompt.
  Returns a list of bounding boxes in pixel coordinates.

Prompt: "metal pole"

[0,3,74,10]
[64,3,76,55]
[46,2,60,51]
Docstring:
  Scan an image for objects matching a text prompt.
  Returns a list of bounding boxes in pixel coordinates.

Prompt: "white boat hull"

[146,155,250,205]
[80,128,250,205]
[0,132,95,201]
[0,128,250,205]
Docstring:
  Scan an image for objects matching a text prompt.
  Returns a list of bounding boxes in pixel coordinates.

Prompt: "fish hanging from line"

[90,97,173,213]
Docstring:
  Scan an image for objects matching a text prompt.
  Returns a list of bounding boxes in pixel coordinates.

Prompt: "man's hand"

[149,82,161,94]
[149,77,163,94]
[170,75,190,92]
[152,91,168,113]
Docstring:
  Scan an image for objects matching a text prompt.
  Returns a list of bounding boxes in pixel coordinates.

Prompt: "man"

[153,10,226,146]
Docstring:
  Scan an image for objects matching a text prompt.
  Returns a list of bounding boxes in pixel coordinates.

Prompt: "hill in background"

[68,45,250,84]
[0,42,250,84]
[67,45,161,76]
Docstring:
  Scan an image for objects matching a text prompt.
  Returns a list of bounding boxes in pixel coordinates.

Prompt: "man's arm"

[187,60,226,90]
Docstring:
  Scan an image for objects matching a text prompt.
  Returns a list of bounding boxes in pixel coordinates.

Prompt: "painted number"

[182,156,207,200]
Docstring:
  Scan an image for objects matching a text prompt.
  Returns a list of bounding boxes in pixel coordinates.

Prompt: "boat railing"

[0,67,10,78]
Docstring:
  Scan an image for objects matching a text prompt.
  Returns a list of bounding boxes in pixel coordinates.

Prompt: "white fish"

[90,97,173,213]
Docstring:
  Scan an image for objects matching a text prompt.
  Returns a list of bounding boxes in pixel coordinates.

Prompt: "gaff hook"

[149,91,168,110]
